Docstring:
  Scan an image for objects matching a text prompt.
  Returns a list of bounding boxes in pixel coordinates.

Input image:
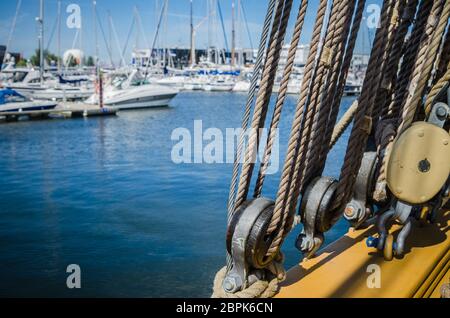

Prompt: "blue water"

[0,92,354,298]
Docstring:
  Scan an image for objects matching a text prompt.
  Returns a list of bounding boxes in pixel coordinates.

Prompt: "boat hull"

[0,101,58,113]
[8,85,94,101]
[106,93,177,110]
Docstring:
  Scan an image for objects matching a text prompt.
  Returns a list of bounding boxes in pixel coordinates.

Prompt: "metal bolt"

[223,277,236,293]
[344,203,361,220]
[418,159,431,173]
[436,106,448,119]
[344,205,355,218]
[222,274,242,293]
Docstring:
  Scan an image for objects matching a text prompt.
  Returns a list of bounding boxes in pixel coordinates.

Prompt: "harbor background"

[0,92,354,297]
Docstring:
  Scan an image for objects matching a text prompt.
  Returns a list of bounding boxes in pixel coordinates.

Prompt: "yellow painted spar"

[277,211,449,298]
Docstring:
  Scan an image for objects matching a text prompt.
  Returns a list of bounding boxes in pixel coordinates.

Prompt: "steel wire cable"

[234,0,294,210]
[226,0,279,272]
[266,0,330,256]
[254,0,310,198]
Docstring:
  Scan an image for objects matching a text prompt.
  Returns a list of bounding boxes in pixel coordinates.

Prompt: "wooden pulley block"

[387,122,450,205]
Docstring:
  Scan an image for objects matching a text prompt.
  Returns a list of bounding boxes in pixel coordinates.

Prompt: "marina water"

[0,92,355,297]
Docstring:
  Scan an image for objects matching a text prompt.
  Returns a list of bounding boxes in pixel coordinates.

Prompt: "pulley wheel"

[226,201,250,254]
[245,203,277,269]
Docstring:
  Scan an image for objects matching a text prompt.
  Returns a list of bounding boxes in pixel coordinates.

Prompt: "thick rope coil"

[212,253,286,299]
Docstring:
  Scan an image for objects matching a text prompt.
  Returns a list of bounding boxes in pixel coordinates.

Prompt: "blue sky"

[0,0,381,63]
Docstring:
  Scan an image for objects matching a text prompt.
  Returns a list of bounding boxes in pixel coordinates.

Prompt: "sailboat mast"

[190,0,195,66]
[231,1,236,67]
[93,1,99,64]
[207,0,211,63]
[57,0,61,72]
[237,0,241,66]
[38,0,44,84]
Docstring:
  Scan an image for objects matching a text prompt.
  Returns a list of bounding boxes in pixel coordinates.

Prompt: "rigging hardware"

[368,87,450,261]
[224,198,280,293]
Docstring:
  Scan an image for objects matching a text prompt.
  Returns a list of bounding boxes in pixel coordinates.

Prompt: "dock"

[0,103,117,123]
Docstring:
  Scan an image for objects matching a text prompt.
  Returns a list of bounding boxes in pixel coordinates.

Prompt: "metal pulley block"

[295,177,338,259]
[367,103,450,261]
[224,198,279,293]
[386,104,450,206]
[344,152,378,228]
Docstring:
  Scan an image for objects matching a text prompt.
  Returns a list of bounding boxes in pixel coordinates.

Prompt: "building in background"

[0,45,22,69]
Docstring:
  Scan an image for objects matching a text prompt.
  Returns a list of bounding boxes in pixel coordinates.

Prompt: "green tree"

[16,59,27,67]
[30,49,60,67]
[86,56,95,67]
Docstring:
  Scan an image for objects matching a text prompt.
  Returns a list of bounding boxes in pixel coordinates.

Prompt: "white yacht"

[183,75,209,91]
[85,70,178,110]
[156,75,187,90]
[5,69,94,101]
[233,80,251,92]
[203,76,235,92]
[0,89,57,112]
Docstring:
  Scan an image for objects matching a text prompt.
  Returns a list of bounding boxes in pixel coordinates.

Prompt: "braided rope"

[226,0,278,271]
[318,0,367,167]
[212,267,279,298]
[334,0,396,210]
[227,0,277,216]
[379,0,419,120]
[397,0,446,134]
[329,100,359,149]
[421,1,450,115]
[212,253,285,299]
[266,0,329,255]
[235,0,293,210]
[435,26,450,82]
[279,0,345,220]
[254,0,309,198]
[425,62,450,114]
[374,0,447,203]
[387,0,434,120]
[302,0,357,187]
[373,0,432,201]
